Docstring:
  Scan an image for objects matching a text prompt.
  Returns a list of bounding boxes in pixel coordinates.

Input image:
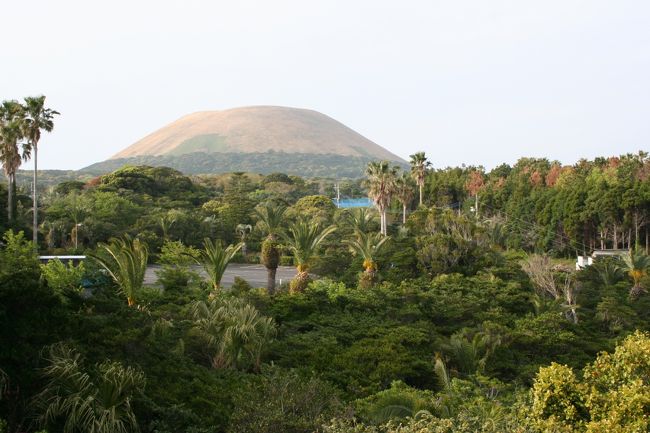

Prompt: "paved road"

[144,263,297,288]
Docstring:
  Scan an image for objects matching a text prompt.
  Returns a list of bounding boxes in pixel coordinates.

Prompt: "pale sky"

[2,0,649,170]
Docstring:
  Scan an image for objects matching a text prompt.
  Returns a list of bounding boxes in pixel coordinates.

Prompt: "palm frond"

[89,235,148,306]
[34,344,144,433]
[191,297,276,370]
[199,238,243,291]
[342,230,389,270]
[342,208,376,233]
[617,250,650,297]
[284,218,336,271]
[254,202,287,237]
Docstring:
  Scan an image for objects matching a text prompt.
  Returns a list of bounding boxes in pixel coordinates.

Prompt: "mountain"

[84,106,405,178]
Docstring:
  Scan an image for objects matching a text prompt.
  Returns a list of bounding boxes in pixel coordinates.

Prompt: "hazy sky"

[2,0,649,170]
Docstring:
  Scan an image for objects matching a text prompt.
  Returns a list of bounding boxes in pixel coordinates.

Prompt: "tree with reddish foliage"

[546,164,562,187]
[465,170,485,218]
[530,170,544,187]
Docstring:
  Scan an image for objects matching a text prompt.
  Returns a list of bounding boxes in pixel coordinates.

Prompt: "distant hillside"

[15,170,93,191]
[113,106,403,161]
[83,151,408,178]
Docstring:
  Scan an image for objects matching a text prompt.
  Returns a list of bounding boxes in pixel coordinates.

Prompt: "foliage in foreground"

[34,344,145,433]
[1,150,650,432]
[532,331,650,433]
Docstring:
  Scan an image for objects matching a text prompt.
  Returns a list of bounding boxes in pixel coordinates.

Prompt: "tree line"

[365,151,650,256]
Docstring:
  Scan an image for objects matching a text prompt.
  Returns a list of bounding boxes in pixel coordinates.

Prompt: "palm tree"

[365,161,397,236]
[236,223,253,257]
[445,332,489,376]
[198,238,243,293]
[21,96,59,247]
[35,344,144,433]
[619,249,650,298]
[394,172,416,224]
[0,100,25,225]
[159,213,176,240]
[409,151,431,206]
[0,123,21,225]
[191,297,276,370]
[254,202,287,294]
[592,258,625,287]
[343,230,389,288]
[342,207,376,233]
[90,236,149,307]
[284,218,336,293]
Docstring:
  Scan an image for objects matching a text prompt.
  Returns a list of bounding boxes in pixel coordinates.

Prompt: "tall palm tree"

[90,236,149,307]
[284,218,336,293]
[409,151,431,206]
[365,161,397,236]
[343,230,389,288]
[394,172,416,224]
[198,238,243,293]
[35,344,144,433]
[0,123,21,225]
[0,100,25,225]
[22,96,59,247]
[254,202,287,294]
[619,249,650,298]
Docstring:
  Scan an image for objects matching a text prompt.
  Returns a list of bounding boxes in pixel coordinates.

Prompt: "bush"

[280,255,294,266]
[156,240,201,293]
[232,277,253,294]
[229,366,342,433]
[356,381,437,424]
[40,258,85,302]
[530,331,650,432]
[531,363,587,431]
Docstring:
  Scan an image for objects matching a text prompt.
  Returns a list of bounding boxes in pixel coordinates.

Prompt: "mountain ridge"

[112,105,404,163]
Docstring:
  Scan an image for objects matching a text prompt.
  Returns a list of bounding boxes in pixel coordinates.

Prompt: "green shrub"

[40,258,85,302]
[229,366,342,433]
[356,381,437,424]
[530,331,650,433]
[531,363,587,431]
[232,276,253,294]
[156,240,201,292]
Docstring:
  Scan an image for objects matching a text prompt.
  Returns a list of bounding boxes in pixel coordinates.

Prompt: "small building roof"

[591,249,628,258]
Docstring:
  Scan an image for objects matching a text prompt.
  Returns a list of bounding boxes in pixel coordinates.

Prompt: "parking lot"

[144,263,298,288]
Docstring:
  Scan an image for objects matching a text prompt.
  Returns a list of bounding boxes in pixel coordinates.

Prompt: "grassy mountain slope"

[112,106,404,163]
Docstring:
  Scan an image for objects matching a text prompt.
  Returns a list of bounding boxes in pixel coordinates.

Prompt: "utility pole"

[335,183,340,208]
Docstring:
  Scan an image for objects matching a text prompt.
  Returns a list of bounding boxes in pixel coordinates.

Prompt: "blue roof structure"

[334,198,373,208]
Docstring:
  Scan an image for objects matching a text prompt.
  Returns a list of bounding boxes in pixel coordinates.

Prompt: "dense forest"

[80,151,410,179]
[1,149,650,432]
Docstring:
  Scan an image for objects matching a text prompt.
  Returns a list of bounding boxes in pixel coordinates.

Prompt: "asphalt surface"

[144,263,297,288]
